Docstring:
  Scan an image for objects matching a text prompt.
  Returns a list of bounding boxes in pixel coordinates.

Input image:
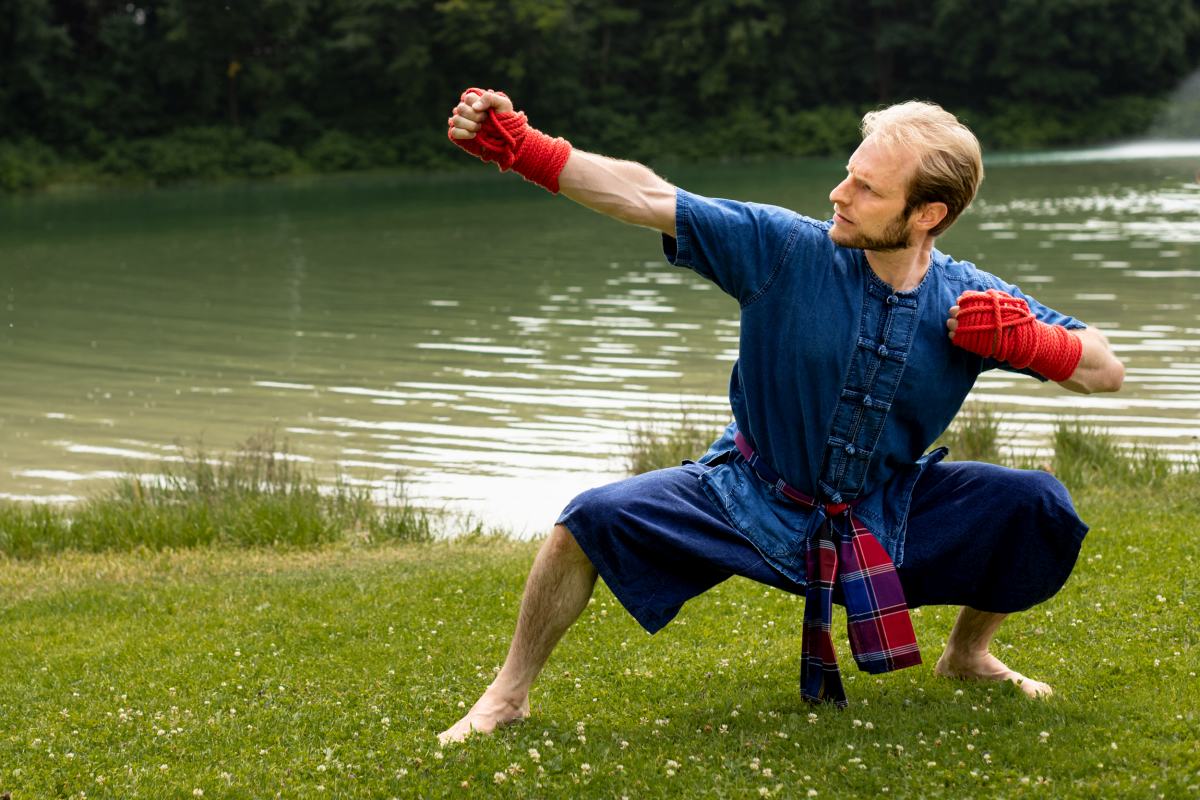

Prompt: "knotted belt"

[734,432,922,707]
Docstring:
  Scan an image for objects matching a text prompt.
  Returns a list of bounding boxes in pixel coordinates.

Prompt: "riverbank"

[2,95,1190,195]
[3,414,1195,560]
[2,474,1196,798]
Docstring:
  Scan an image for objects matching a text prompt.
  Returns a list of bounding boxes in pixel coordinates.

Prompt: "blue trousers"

[557,460,1087,634]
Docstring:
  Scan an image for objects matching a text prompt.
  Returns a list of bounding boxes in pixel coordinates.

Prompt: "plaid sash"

[734,432,922,708]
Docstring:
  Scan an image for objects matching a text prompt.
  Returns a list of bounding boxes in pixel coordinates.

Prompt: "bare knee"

[547,523,587,560]
[538,524,595,577]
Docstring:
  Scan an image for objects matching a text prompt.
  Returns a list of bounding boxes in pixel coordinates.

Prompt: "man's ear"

[913,202,948,232]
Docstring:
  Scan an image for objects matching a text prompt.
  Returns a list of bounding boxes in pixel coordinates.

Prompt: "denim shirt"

[663,188,1085,585]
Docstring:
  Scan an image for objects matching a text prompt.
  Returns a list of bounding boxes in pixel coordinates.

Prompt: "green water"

[2,151,1198,533]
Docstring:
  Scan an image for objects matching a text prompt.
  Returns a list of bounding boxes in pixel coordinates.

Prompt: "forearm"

[1057,326,1124,394]
[558,150,677,237]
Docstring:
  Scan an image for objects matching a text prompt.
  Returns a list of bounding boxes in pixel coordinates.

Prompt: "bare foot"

[437,685,531,745]
[934,649,1053,698]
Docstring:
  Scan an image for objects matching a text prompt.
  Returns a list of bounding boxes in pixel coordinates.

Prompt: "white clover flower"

[580,764,591,774]
[193,790,204,797]
[528,748,541,762]
[493,772,507,784]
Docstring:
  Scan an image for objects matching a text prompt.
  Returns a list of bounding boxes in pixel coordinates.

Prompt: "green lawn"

[2,482,1197,799]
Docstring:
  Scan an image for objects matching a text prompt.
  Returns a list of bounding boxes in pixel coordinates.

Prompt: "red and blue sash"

[734,432,922,707]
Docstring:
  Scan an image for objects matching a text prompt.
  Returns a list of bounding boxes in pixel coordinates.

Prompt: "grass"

[626,409,723,476]
[3,412,1189,560]
[631,404,1198,494]
[933,402,1007,464]
[0,432,436,559]
[1,415,1197,796]
[1,477,1197,798]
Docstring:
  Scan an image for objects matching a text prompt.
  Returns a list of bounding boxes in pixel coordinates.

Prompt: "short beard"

[832,211,913,252]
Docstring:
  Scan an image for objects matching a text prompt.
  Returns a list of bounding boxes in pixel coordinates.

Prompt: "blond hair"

[860,101,983,237]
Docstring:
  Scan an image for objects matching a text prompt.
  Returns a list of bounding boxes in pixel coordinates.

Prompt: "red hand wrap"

[447,87,573,193]
[952,289,1083,382]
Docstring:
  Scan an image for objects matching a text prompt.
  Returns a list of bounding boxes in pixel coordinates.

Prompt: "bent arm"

[1057,326,1124,394]
[558,151,677,237]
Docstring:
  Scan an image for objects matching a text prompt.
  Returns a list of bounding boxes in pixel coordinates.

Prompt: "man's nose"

[829,176,851,206]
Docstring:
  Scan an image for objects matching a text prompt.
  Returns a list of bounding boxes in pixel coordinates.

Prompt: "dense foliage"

[2,0,1199,189]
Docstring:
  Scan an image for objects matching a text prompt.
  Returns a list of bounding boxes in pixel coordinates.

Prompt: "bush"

[96,128,301,184]
[304,131,374,172]
[0,139,57,191]
[973,96,1167,151]
[226,138,297,178]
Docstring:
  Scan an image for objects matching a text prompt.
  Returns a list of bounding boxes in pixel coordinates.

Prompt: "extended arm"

[448,89,676,236]
[558,152,676,236]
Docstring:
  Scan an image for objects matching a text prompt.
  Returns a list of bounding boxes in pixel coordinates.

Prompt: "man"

[438,89,1125,744]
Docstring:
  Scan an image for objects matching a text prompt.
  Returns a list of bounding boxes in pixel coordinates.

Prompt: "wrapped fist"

[950,289,1082,382]
[447,88,572,193]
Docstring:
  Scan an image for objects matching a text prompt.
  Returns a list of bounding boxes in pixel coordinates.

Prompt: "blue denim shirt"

[663,188,1085,585]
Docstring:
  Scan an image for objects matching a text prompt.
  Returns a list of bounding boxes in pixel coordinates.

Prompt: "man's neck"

[864,237,936,293]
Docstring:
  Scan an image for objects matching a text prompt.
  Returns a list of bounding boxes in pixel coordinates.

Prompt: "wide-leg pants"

[557,460,1088,634]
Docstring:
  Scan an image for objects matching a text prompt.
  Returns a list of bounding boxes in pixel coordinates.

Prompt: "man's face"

[827,137,917,252]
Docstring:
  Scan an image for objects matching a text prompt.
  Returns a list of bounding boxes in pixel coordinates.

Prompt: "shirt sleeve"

[662,187,805,307]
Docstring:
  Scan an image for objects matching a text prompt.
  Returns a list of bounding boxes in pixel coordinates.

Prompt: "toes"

[437,719,475,745]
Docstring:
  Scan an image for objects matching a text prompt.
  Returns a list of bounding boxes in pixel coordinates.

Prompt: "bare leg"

[438,524,599,744]
[934,607,1053,698]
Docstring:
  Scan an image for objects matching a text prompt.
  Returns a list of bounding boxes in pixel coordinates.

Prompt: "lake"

[2,146,1197,535]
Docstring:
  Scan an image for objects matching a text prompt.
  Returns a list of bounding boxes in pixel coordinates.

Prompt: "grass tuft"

[0,431,435,559]
[936,402,1006,463]
[1052,419,1180,490]
[626,409,720,475]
